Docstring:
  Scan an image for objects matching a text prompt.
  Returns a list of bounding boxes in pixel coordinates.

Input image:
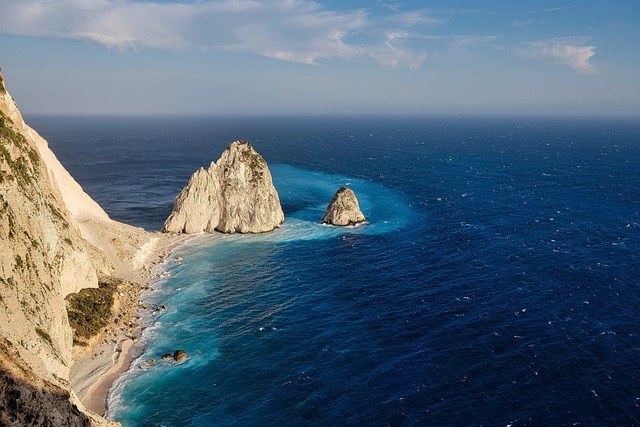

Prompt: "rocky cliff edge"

[0,70,155,425]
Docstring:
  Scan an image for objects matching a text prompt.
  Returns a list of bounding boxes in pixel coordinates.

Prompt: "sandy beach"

[81,339,135,415]
[69,231,190,417]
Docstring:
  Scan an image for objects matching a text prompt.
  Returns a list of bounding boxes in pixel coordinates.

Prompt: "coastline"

[70,232,191,418]
[82,338,135,415]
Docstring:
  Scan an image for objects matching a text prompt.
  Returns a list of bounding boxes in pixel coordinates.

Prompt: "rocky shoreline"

[1,68,368,425]
[69,234,190,417]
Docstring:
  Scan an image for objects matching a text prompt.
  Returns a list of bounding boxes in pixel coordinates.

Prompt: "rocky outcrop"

[321,187,366,226]
[173,350,188,364]
[0,338,93,427]
[1,70,97,397]
[1,69,149,426]
[163,140,284,234]
[161,163,221,234]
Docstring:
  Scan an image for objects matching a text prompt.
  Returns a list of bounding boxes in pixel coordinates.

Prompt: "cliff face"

[321,187,366,226]
[0,337,93,427]
[162,163,221,234]
[216,141,284,233]
[0,74,97,388]
[0,70,143,425]
[163,140,284,234]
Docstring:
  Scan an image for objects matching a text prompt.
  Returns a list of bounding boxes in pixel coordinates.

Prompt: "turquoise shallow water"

[106,163,417,424]
[32,115,640,426]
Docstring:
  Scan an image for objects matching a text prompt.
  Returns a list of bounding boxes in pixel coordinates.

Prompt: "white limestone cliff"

[321,187,366,226]
[1,71,97,386]
[163,140,284,234]
[0,70,151,426]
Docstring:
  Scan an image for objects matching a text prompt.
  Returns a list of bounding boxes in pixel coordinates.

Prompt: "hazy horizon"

[2,1,639,117]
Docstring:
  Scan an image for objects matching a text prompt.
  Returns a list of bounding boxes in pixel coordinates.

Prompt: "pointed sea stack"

[163,140,284,234]
[162,162,221,234]
[322,187,366,226]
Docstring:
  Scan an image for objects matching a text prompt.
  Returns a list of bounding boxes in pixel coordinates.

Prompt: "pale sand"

[82,339,135,416]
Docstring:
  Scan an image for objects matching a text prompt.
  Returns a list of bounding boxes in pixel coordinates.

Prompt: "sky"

[0,0,639,116]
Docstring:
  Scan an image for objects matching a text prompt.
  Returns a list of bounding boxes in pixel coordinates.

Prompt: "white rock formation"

[321,187,366,226]
[0,69,151,426]
[163,140,284,234]
[162,163,221,234]
[1,71,97,385]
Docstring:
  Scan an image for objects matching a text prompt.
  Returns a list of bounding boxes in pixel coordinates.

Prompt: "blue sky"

[1,0,639,115]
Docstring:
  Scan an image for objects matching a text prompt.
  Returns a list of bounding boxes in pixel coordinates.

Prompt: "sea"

[30,115,640,426]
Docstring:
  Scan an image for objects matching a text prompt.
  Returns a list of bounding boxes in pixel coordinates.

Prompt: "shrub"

[65,278,120,339]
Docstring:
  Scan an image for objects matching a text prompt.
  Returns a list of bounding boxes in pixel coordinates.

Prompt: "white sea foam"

[212,164,414,245]
[107,164,414,421]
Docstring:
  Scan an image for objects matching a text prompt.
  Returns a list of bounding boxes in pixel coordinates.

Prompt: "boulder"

[173,350,188,363]
[163,140,284,234]
[321,187,366,226]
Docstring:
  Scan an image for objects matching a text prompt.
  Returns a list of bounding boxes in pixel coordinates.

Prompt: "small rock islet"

[321,186,366,226]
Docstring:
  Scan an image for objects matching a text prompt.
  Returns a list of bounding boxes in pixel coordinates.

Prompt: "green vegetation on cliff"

[0,111,40,188]
[65,277,122,343]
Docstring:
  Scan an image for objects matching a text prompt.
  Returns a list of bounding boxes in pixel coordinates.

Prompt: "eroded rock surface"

[0,68,140,426]
[322,187,366,226]
[163,140,284,234]
[162,163,221,234]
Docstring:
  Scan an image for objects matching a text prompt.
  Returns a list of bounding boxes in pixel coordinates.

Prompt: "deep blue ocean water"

[30,115,640,426]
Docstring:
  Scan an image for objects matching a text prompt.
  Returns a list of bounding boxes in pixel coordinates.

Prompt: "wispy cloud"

[516,37,597,73]
[386,10,442,27]
[513,6,563,28]
[370,30,427,69]
[510,19,534,28]
[377,1,401,13]
[448,35,501,51]
[0,0,431,68]
[528,6,565,14]
[4,1,594,75]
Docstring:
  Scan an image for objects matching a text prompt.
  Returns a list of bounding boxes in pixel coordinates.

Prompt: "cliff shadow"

[0,339,92,427]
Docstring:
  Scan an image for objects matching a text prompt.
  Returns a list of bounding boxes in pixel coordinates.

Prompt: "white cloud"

[516,37,597,73]
[386,10,442,27]
[368,30,426,69]
[510,19,533,28]
[0,0,428,68]
[528,6,565,14]
[377,1,401,13]
[1,0,193,50]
